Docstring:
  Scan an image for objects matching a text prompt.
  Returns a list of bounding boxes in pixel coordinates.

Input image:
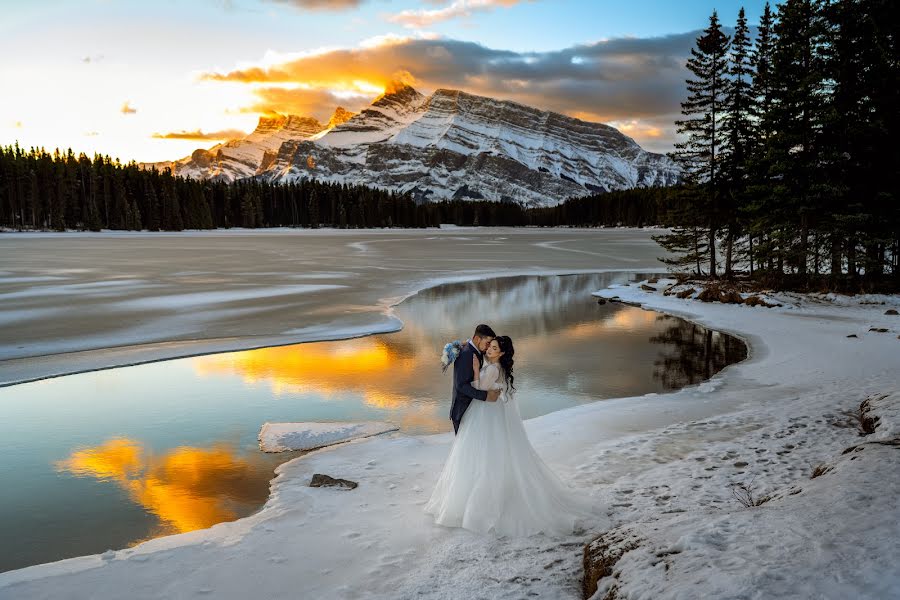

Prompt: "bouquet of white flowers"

[440,340,463,373]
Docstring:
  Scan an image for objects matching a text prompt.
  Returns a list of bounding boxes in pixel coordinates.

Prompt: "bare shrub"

[744,295,776,308]
[696,286,722,302]
[730,478,770,507]
[810,463,832,478]
[839,395,885,436]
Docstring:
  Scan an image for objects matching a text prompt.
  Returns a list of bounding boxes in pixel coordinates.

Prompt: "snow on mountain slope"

[142,112,339,182]
[147,84,679,207]
[315,83,427,149]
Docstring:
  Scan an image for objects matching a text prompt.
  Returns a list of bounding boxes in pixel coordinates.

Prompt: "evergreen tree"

[143,176,160,231]
[767,0,826,278]
[822,0,900,285]
[241,189,259,228]
[663,10,731,277]
[338,200,347,229]
[308,189,319,229]
[720,7,755,278]
[746,1,777,275]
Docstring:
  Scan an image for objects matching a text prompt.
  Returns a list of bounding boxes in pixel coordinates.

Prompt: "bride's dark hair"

[495,335,515,391]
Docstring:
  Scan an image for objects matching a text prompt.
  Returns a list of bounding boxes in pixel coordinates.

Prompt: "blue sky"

[1,0,775,160]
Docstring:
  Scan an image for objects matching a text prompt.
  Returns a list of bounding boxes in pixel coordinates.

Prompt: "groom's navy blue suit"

[449,341,488,434]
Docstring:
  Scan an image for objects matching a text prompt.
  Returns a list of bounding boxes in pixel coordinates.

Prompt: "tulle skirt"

[425,394,595,537]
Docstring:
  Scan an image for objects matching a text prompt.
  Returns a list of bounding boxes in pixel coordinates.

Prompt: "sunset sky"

[1,0,770,162]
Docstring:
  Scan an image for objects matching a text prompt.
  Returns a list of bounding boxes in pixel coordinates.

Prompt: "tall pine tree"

[721,7,755,278]
[660,10,730,277]
[767,0,826,279]
[746,1,777,275]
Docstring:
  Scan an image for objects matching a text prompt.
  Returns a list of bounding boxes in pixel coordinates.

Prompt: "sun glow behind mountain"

[0,0,772,162]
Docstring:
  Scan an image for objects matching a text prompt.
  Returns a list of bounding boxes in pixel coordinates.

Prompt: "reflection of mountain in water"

[193,273,748,417]
[650,316,748,389]
[396,273,657,342]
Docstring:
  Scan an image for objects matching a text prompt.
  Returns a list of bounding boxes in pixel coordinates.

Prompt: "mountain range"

[143,83,679,207]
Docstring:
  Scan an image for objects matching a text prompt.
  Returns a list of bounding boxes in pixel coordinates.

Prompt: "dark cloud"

[152,129,249,141]
[200,32,698,150]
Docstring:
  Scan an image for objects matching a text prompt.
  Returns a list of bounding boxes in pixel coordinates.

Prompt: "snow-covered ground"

[2,277,897,599]
[259,422,399,453]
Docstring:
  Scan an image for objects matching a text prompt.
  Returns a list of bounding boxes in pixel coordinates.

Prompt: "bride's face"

[485,339,504,361]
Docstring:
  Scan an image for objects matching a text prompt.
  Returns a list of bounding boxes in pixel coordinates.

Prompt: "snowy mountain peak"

[252,114,289,134]
[250,114,323,137]
[326,107,356,129]
[372,81,426,111]
[282,115,324,137]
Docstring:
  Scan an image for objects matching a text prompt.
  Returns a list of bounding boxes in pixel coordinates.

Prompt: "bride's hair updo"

[495,335,515,391]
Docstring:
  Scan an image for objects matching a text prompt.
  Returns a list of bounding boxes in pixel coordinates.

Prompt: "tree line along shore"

[0,144,670,232]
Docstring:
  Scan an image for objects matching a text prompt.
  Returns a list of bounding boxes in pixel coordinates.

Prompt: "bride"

[425,335,594,537]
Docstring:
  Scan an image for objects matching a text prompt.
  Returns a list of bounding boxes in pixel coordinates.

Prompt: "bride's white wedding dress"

[425,362,593,537]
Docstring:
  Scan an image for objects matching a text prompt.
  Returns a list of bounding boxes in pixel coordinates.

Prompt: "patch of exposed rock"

[309,474,358,490]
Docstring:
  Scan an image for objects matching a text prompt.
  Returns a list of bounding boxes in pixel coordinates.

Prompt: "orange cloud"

[120,101,137,115]
[237,86,372,122]
[608,119,663,138]
[152,128,249,141]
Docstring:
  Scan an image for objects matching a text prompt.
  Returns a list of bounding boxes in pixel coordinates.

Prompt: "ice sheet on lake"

[258,421,399,452]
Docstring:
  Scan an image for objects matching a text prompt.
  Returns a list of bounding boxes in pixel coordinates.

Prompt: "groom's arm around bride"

[449,325,500,434]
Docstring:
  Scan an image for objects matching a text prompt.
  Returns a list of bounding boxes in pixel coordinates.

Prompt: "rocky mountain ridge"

[144,84,678,207]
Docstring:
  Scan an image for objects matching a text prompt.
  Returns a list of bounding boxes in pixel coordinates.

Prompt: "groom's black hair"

[474,324,496,338]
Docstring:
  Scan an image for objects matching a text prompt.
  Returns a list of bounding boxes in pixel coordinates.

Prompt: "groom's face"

[474,335,492,353]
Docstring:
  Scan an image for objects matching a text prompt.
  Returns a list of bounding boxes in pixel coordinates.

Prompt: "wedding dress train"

[425,362,594,537]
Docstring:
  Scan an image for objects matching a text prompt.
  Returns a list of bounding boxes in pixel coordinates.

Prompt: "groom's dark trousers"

[449,342,488,434]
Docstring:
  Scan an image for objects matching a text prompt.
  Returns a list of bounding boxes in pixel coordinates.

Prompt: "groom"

[449,324,501,434]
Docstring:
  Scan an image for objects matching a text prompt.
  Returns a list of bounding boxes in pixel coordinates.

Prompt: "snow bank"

[259,421,399,452]
[584,279,900,599]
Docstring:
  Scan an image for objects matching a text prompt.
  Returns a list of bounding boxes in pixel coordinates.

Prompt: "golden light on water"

[56,438,144,481]
[189,307,661,411]
[193,339,418,408]
[56,438,271,538]
[607,307,660,331]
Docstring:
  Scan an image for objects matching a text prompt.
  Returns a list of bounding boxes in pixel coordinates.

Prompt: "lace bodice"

[474,362,506,392]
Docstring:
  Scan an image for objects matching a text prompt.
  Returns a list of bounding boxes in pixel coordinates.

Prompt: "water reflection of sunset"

[193,339,419,409]
[56,438,272,538]
[555,309,659,342]
[189,304,666,414]
[607,307,661,331]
